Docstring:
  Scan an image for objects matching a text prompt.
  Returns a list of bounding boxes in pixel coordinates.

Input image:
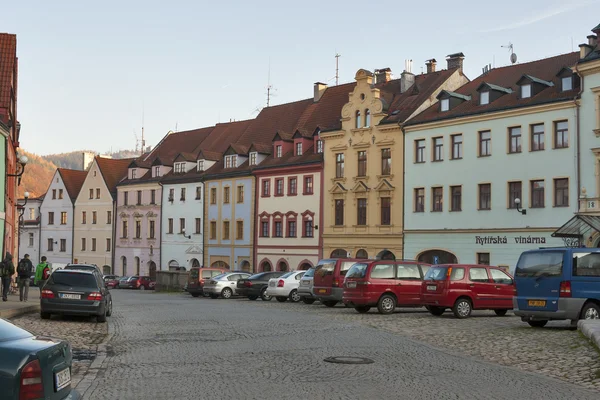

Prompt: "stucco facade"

[18,197,42,264]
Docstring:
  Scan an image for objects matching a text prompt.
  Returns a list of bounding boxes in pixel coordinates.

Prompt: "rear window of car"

[302,268,315,278]
[573,252,600,277]
[515,251,563,278]
[346,263,368,279]
[49,272,98,288]
[190,269,199,278]
[340,262,357,276]
[315,261,335,276]
[201,270,213,279]
[424,267,448,281]
[213,273,228,280]
[280,272,295,279]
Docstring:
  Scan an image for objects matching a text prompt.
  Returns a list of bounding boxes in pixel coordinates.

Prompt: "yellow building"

[321,60,468,260]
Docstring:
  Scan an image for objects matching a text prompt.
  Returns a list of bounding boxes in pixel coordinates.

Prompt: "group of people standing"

[0,253,51,302]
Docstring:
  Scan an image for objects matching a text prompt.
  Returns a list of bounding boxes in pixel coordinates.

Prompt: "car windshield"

[119,277,129,281]
[302,268,315,278]
[280,272,294,279]
[0,319,32,342]
[515,251,563,278]
[346,263,368,279]
[424,267,448,281]
[49,272,98,288]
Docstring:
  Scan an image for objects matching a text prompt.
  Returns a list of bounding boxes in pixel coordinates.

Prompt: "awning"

[551,214,600,238]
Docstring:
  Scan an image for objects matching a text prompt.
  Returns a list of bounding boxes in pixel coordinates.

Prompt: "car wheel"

[40,312,51,320]
[302,298,316,305]
[248,295,258,301]
[377,294,396,315]
[289,289,301,303]
[581,303,600,320]
[322,300,338,308]
[452,298,472,319]
[221,288,233,299]
[494,309,508,317]
[106,299,113,317]
[355,306,371,313]
[260,288,272,301]
[427,306,445,316]
[191,293,200,298]
[527,320,548,328]
[139,285,145,291]
[97,311,107,323]
[276,296,287,302]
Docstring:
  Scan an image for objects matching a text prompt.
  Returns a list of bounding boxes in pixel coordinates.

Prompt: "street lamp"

[181,228,191,239]
[18,191,30,221]
[8,153,28,185]
[514,198,527,215]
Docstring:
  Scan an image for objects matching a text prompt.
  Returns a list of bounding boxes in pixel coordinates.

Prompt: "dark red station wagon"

[312,258,364,307]
[422,264,516,318]
[342,260,431,314]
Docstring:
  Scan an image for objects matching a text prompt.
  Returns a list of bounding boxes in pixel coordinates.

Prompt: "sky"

[3,0,600,155]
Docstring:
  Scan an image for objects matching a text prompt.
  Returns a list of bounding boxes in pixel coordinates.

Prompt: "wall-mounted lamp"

[53,241,58,245]
[371,135,375,144]
[8,153,28,185]
[18,191,30,222]
[348,138,352,147]
[181,229,191,239]
[514,198,527,215]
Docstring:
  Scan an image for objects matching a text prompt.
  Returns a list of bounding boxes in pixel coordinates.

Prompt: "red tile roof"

[0,33,16,115]
[141,126,215,167]
[406,52,580,126]
[193,120,253,155]
[296,82,357,133]
[57,169,87,201]
[96,157,134,195]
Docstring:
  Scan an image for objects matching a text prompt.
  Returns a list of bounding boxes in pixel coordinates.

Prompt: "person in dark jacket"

[17,254,34,302]
[1,252,15,301]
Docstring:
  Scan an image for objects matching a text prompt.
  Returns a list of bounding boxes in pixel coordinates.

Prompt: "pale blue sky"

[4,0,599,155]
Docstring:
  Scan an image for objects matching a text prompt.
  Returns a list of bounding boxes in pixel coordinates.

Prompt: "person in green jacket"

[35,256,50,289]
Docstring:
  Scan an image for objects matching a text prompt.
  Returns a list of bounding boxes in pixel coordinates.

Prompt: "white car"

[265,271,306,303]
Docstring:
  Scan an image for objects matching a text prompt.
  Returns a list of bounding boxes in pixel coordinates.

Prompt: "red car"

[123,276,155,290]
[343,260,431,314]
[312,258,364,307]
[103,275,120,289]
[422,264,516,318]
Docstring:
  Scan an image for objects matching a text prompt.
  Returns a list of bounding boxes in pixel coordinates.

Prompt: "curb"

[578,320,600,349]
[0,304,40,319]
[75,331,113,397]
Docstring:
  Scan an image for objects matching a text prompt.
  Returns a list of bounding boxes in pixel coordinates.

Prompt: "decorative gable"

[516,74,554,99]
[351,181,370,193]
[437,90,471,112]
[556,67,579,92]
[475,82,512,105]
[329,182,348,194]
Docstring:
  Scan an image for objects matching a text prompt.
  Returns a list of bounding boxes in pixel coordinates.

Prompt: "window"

[450,186,461,211]
[415,140,425,163]
[223,221,230,240]
[89,189,93,199]
[168,188,174,201]
[151,189,156,204]
[231,155,237,167]
[124,192,129,205]
[531,180,545,208]
[122,221,128,238]
[195,218,201,234]
[479,184,491,210]
[237,186,244,202]
[365,109,371,127]
[508,181,522,209]
[236,221,244,240]
[197,160,204,171]
[530,124,545,151]
[415,188,425,212]
[28,233,34,247]
[29,208,35,220]
[381,197,391,225]
[316,140,323,153]
[335,153,344,178]
[137,190,142,205]
[149,220,155,238]
[96,188,100,199]
[296,142,303,156]
[132,169,137,179]
[509,127,522,153]
[249,152,257,165]
[107,211,112,224]
[288,178,297,195]
[440,98,449,112]
[262,180,270,196]
[355,110,362,128]
[335,199,344,225]
[106,238,111,252]
[48,212,54,225]
[433,137,443,161]
[274,221,282,237]
[58,189,63,199]
[357,151,367,177]
[521,84,531,98]
[432,187,443,212]
[210,221,217,239]
[490,268,513,284]
[261,221,269,237]
[479,130,491,156]
[82,211,87,224]
[210,188,217,204]
[276,145,282,158]
[480,91,489,105]
[167,218,173,234]
[287,220,297,237]
[195,186,201,200]
[60,239,66,252]
[175,162,185,173]
[476,253,490,266]
[554,121,569,148]
[92,238,97,252]
[304,176,313,194]
[60,212,67,225]
[304,219,314,238]
[81,238,86,251]
[47,239,53,251]
[52,189,56,199]
[224,187,230,203]
[469,267,489,282]
[92,211,97,224]
[381,148,391,175]
[135,220,141,238]
[554,178,569,207]
[357,198,367,225]
[451,134,463,159]
[180,188,186,201]
[179,218,185,233]
[155,166,161,176]
[275,179,284,196]
[562,76,573,92]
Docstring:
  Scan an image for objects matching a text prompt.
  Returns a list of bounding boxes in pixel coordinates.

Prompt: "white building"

[17,196,43,264]
[403,52,581,271]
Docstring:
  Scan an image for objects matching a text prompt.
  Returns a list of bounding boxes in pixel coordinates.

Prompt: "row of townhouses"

[18,23,600,276]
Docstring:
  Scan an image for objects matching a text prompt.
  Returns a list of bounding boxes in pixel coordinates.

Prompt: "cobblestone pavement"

[9,311,108,387]
[82,290,599,400]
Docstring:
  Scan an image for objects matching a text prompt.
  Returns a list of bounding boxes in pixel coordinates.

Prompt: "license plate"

[59,293,81,300]
[528,300,546,307]
[55,367,71,391]
[318,289,327,293]
[427,285,437,291]
[346,281,357,288]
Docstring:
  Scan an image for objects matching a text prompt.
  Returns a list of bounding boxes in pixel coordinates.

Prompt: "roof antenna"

[140,105,146,155]
[266,58,276,107]
[335,52,341,85]
[502,42,518,64]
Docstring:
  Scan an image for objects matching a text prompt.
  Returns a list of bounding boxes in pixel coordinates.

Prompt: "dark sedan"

[0,318,80,400]
[236,272,286,301]
[40,269,113,323]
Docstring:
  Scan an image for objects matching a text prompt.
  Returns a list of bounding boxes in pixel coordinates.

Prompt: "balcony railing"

[579,197,600,213]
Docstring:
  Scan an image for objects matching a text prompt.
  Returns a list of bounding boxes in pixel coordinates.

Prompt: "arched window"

[261,261,272,272]
[365,109,371,127]
[278,261,288,272]
[330,249,348,258]
[356,249,368,259]
[355,110,361,129]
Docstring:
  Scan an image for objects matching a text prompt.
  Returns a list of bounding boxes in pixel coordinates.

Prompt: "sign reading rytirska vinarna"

[475,236,547,245]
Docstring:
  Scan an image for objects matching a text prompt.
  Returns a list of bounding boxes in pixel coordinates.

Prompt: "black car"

[64,263,101,273]
[40,269,113,322]
[236,272,286,301]
[0,318,80,400]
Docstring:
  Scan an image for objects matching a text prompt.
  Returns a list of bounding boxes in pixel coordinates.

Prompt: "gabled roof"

[248,143,271,154]
[229,143,250,155]
[296,82,357,133]
[57,169,87,202]
[516,74,554,87]
[476,82,512,94]
[273,131,293,142]
[437,90,471,101]
[0,33,16,114]
[197,149,222,161]
[96,157,133,194]
[191,119,253,155]
[173,152,196,163]
[142,126,215,167]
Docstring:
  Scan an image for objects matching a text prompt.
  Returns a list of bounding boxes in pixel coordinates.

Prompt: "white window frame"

[250,152,257,165]
[276,145,282,158]
[562,76,573,92]
[317,140,323,154]
[440,98,449,112]
[521,84,531,98]
[480,91,489,105]
[296,142,302,156]
[197,160,204,171]
[154,166,160,177]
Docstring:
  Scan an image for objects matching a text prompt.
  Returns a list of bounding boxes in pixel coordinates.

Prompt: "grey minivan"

[298,267,317,304]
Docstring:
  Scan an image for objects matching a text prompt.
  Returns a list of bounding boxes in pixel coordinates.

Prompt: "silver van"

[298,267,317,304]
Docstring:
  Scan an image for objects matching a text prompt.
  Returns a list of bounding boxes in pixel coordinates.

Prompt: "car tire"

[355,306,371,313]
[581,302,600,320]
[260,288,272,301]
[139,285,145,291]
[276,296,287,302]
[289,289,301,303]
[97,312,107,323]
[527,320,548,328]
[377,294,397,315]
[106,299,113,317]
[302,298,316,304]
[322,300,338,308]
[427,306,445,316]
[40,312,51,320]
[494,309,508,317]
[221,288,233,299]
[248,295,258,301]
[191,293,200,298]
[452,298,472,319]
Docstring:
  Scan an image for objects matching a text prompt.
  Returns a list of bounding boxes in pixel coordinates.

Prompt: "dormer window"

[365,109,371,127]
[440,99,449,112]
[355,110,362,128]
[250,152,257,166]
[225,156,232,169]
[480,91,489,105]
[154,166,160,177]
[197,160,204,172]
[276,145,282,158]
[521,84,531,98]
[296,142,302,156]
[231,155,237,167]
[174,162,185,173]
[561,76,573,91]
[316,140,323,154]
[131,169,137,179]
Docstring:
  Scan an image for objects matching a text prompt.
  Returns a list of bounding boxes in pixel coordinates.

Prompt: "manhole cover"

[323,356,374,365]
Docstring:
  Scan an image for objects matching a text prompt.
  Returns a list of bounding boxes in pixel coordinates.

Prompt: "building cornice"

[403,227,557,234]
[577,59,600,76]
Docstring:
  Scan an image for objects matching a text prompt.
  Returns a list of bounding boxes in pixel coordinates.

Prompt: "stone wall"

[155,271,188,292]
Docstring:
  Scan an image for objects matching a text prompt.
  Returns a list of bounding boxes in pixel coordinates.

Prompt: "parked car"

[64,263,101,273]
[104,276,121,289]
[40,269,113,323]
[117,276,131,289]
[312,258,363,307]
[298,267,317,304]
[422,264,515,318]
[187,267,229,297]
[127,276,154,290]
[204,272,252,299]
[266,271,306,302]
[513,247,600,328]
[0,318,80,400]
[236,272,287,301]
[343,260,431,314]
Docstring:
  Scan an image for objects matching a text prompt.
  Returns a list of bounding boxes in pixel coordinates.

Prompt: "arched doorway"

[261,261,272,272]
[121,256,127,276]
[278,261,288,272]
[190,258,200,268]
[102,265,111,275]
[210,261,230,269]
[168,260,179,271]
[240,260,251,272]
[356,249,368,259]
[330,249,347,258]
[135,257,140,275]
[376,249,396,260]
[148,261,157,280]
[417,249,458,265]
[298,262,312,270]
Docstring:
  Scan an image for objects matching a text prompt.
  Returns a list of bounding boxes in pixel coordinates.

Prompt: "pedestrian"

[0,252,15,301]
[17,253,34,302]
[35,256,51,290]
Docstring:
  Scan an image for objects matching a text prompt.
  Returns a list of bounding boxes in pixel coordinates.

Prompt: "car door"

[489,268,515,309]
[468,267,496,308]
[395,263,423,306]
[227,274,240,292]
[368,262,395,301]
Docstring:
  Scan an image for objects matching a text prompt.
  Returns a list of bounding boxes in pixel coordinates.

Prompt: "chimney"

[580,43,593,59]
[401,70,415,93]
[313,82,328,102]
[425,58,437,74]
[446,53,465,72]
[374,68,392,84]
[588,35,598,48]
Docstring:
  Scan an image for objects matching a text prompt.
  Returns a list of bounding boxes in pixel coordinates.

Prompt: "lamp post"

[181,229,191,240]
[18,192,30,260]
[514,198,527,215]
[8,153,28,185]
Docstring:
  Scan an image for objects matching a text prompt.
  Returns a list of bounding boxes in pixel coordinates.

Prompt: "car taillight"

[41,290,54,299]
[20,359,43,400]
[559,281,571,297]
[87,292,103,301]
[277,280,284,287]
[446,267,453,278]
[244,281,252,287]
[136,281,140,287]
[333,279,340,287]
